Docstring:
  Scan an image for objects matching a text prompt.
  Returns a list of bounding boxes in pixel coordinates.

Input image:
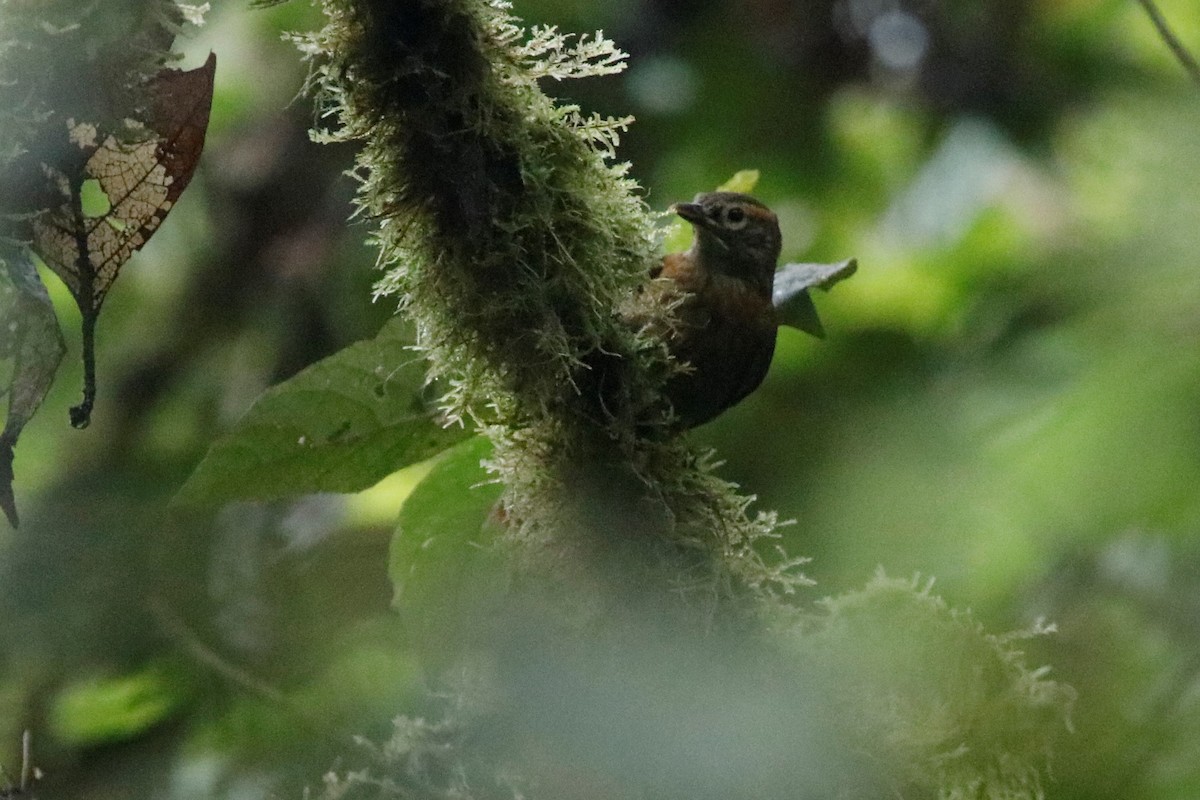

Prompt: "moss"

[300,1,649,423]
[299,4,1074,798]
[299,0,800,614]
[802,573,1077,800]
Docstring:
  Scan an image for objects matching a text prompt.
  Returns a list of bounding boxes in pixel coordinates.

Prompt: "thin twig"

[1135,0,1200,86]
[19,730,31,792]
[148,595,324,733]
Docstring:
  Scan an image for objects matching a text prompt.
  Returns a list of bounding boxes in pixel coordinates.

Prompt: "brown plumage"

[650,192,782,428]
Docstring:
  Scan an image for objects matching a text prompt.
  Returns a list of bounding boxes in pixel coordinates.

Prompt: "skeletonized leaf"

[34,53,216,310]
[177,318,469,507]
[31,53,216,428]
[0,245,67,526]
[773,258,858,337]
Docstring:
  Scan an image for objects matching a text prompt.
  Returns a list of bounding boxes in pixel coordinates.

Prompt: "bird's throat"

[692,234,773,297]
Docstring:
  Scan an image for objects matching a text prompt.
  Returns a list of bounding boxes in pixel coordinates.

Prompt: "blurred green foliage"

[3,0,1200,797]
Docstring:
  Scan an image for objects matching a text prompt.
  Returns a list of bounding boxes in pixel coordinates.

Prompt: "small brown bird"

[652,191,782,428]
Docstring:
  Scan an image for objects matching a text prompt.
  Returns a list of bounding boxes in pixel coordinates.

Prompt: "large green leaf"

[389,435,505,669]
[177,318,467,506]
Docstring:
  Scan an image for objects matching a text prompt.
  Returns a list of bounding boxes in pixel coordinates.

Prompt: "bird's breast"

[665,274,777,427]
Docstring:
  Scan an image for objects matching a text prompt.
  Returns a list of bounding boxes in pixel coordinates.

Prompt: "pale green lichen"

[307,712,526,800]
[801,573,1076,800]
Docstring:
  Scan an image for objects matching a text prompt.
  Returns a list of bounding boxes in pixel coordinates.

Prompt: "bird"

[649,191,783,429]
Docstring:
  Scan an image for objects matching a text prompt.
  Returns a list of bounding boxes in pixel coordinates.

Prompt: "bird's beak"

[670,202,706,226]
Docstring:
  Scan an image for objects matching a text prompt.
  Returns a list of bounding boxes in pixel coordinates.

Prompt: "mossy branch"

[298,0,653,423]
[298,5,1074,797]
[299,0,801,612]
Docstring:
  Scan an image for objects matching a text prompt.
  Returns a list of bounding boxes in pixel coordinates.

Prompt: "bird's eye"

[725,206,746,226]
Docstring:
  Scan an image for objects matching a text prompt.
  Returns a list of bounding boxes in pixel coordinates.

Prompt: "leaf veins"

[31,52,216,428]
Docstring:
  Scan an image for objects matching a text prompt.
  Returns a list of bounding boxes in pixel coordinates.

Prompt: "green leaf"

[773,258,858,337]
[49,663,191,746]
[1,244,67,527]
[177,318,467,506]
[716,168,761,194]
[389,435,505,669]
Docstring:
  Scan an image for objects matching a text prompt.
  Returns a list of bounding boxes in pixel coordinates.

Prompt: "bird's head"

[670,191,781,291]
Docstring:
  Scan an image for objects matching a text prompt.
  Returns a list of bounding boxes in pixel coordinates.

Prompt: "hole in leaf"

[79,178,112,218]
